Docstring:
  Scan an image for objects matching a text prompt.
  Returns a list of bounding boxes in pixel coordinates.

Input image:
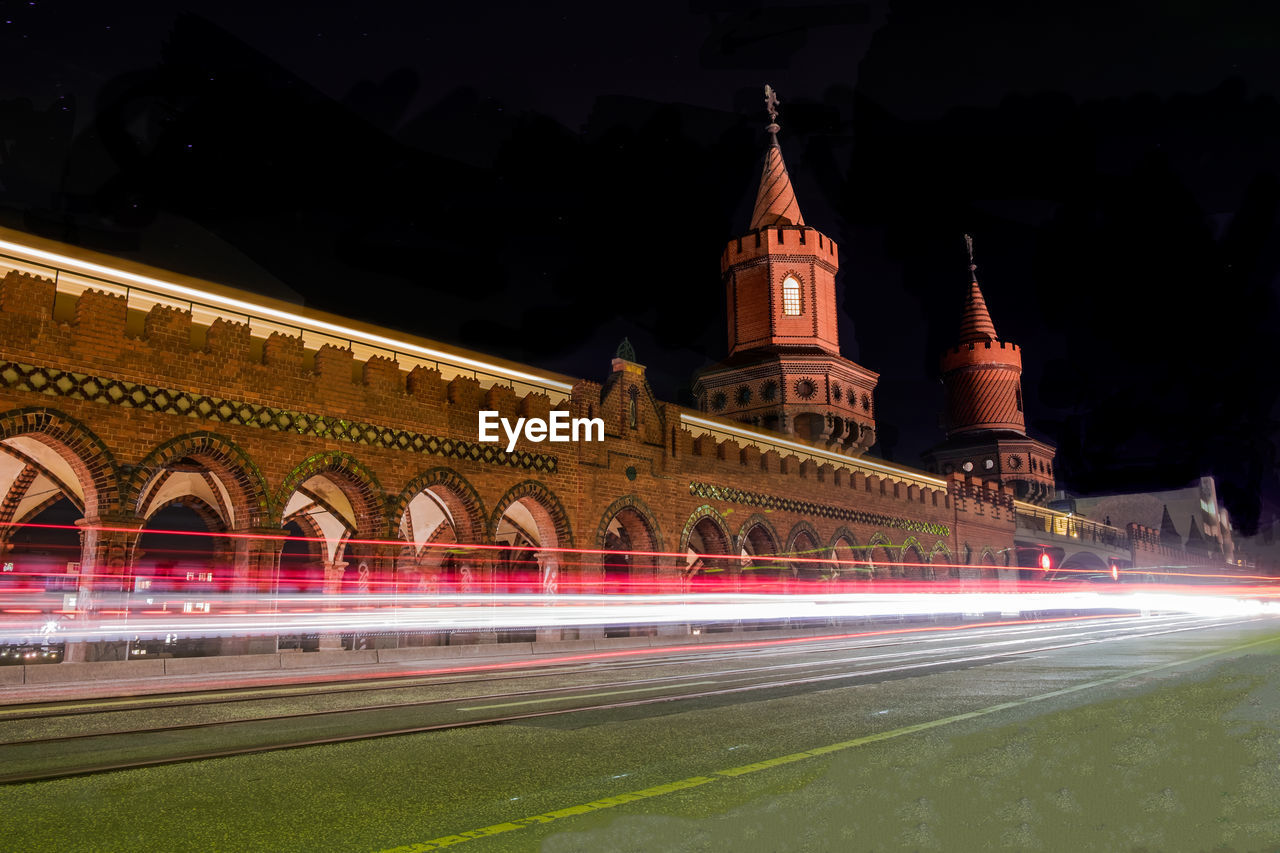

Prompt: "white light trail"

[1,591,1275,644]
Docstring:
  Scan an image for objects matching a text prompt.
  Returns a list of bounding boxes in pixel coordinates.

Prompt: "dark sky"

[3,1,1280,536]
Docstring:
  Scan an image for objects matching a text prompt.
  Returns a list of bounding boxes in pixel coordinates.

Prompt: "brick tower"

[693,85,878,455]
[924,236,1056,503]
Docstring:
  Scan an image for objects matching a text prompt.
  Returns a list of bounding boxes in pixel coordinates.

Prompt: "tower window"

[782,276,802,315]
[1015,386,1023,412]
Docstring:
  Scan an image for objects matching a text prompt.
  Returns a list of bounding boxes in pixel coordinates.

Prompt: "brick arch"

[785,520,823,558]
[594,494,664,554]
[734,513,780,556]
[827,526,860,554]
[489,480,574,550]
[128,432,272,529]
[679,505,732,556]
[0,407,122,519]
[136,495,233,572]
[144,494,227,532]
[275,451,388,540]
[929,540,954,577]
[900,535,928,579]
[828,527,867,577]
[284,509,328,563]
[391,467,488,545]
[866,530,898,578]
[785,520,824,576]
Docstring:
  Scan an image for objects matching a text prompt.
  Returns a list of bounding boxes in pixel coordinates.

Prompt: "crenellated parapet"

[721,225,838,270]
[0,269,575,435]
[939,339,1022,372]
[947,472,1015,513]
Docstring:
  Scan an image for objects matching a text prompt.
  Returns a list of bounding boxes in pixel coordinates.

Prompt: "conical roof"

[958,277,999,343]
[749,143,805,230]
[957,235,998,343]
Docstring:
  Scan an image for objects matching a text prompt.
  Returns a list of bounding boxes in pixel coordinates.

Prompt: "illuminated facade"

[0,94,1248,664]
[923,239,1058,504]
[692,107,878,454]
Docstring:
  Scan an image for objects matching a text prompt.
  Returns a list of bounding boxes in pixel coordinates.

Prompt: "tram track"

[0,614,1253,785]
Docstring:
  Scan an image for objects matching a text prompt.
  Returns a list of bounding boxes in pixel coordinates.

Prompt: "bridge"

[0,228,1027,662]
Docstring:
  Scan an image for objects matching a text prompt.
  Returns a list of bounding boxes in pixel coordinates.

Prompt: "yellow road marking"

[456,681,718,711]
[378,631,1280,852]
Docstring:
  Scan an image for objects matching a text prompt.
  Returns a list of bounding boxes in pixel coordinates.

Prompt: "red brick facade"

[0,239,1017,614]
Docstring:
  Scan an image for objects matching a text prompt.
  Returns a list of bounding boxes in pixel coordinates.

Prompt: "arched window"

[782,276,802,315]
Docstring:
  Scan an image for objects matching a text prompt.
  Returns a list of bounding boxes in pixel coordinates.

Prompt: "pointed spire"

[1159,504,1180,541]
[957,234,998,343]
[749,84,805,230]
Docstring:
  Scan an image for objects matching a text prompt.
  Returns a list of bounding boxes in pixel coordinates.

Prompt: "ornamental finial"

[764,84,780,145]
[964,233,977,281]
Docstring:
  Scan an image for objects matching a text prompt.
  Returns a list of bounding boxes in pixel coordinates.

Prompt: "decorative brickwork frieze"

[689,481,951,537]
[0,361,557,473]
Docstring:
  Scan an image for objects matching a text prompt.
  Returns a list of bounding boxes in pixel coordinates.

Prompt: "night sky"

[3,1,1279,536]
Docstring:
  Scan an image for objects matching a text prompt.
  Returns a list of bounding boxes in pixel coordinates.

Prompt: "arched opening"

[598,502,661,637]
[492,487,569,642]
[866,538,898,580]
[684,513,731,592]
[600,505,660,595]
[829,534,867,583]
[395,471,486,608]
[1,497,80,666]
[739,522,783,588]
[929,542,955,580]
[683,511,733,632]
[277,515,325,652]
[788,527,823,581]
[494,497,560,595]
[276,454,387,651]
[0,413,117,664]
[901,544,927,581]
[133,501,224,658]
[1056,551,1110,578]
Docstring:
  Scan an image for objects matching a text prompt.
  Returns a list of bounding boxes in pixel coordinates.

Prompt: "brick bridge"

[0,229,1023,660]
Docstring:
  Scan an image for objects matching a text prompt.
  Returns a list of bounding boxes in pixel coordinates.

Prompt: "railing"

[1015,507,1128,549]
[0,240,573,403]
[680,414,947,493]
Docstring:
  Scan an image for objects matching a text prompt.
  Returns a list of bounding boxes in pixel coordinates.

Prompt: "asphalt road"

[2,613,1279,851]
